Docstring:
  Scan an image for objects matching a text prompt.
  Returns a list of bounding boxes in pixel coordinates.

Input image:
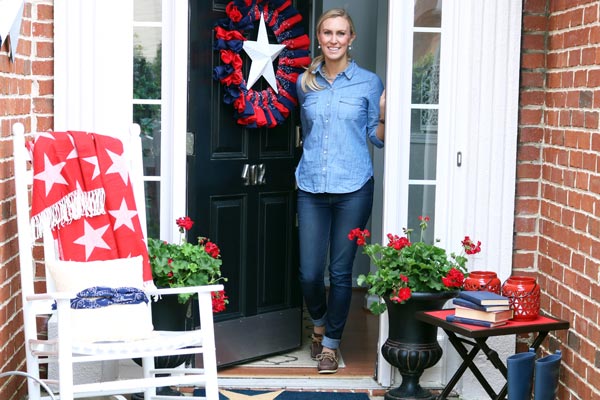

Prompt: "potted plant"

[349,216,481,400]
[148,216,227,310]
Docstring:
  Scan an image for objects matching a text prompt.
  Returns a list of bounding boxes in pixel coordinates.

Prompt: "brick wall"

[518,1,600,399]
[0,1,53,398]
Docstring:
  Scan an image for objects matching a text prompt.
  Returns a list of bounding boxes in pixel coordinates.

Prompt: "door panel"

[188,0,307,367]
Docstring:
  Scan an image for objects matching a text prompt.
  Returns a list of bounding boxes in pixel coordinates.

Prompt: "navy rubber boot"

[507,348,535,400]
[533,350,562,400]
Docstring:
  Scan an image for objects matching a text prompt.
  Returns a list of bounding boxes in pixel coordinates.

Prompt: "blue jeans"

[297,178,374,350]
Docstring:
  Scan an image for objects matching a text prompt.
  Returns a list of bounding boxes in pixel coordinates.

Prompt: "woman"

[295,8,385,374]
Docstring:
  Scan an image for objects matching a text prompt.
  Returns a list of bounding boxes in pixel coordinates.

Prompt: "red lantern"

[501,276,540,321]
[464,271,501,294]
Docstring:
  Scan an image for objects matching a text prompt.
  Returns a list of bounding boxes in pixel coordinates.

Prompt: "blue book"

[453,297,511,312]
[458,290,510,306]
[446,314,508,328]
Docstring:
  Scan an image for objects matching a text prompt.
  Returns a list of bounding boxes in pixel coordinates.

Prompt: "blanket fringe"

[31,188,106,239]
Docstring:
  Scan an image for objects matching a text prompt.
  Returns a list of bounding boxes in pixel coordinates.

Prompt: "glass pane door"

[407,0,442,241]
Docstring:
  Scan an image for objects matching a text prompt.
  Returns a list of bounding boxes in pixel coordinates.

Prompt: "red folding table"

[416,309,569,400]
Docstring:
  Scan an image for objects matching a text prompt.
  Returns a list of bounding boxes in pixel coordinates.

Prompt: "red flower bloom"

[211,290,228,313]
[386,234,411,250]
[390,287,412,303]
[348,228,370,246]
[176,216,194,231]
[462,236,482,255]
[204,241,220,258]
[442,268,465,288]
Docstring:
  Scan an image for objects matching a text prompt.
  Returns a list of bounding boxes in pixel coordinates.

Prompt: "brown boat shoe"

[310,333,323,360]
[316,350,338,374]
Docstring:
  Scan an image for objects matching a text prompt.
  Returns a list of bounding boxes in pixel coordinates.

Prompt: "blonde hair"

[300,8,357,92]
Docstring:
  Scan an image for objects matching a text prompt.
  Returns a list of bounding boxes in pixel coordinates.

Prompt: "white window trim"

[160,1,189,242]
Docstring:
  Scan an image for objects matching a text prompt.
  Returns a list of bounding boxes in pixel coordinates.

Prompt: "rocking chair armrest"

[146,284,224,296]
[26,291,77,302]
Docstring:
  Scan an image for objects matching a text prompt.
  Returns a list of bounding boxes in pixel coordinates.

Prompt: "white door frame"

[378,0,522,391]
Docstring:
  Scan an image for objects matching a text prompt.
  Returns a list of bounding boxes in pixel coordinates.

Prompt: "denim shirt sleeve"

[295,61,385,194]
[368,77,385,149]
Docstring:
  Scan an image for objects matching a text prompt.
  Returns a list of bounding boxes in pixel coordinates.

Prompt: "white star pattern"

[105,149,129,185]
[73,220,112,260]
[242,13,286,93]
[35,131,56,142]
[66,134,78,160]
[108,198,138,232]
[82,156,101,180]
[33,154,69,196]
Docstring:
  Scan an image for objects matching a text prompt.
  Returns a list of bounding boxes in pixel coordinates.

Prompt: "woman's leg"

[322,178,374,351]
[297,190,331,332]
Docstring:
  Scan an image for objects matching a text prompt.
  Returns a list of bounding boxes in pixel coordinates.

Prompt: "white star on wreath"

[242,13,285,93]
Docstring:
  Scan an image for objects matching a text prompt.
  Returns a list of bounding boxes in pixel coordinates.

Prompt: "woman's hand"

[379,89,386,121]
[377,89,386,142]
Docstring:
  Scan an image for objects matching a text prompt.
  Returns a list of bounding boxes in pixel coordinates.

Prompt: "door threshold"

[218,376,385,391]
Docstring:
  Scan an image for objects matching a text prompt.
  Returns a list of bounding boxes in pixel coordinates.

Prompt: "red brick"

[521,108,544,124]
[522,33,546,51]
[523,14,549,32]
[521,90,545,106]
[583,4,599,24]
[37,4,54,21]
[36,41,53,58]
[584,111,599,129]
[587,69,600,86]
[518,145,542,161]
[522,52,546,69]
[523,0,547,13]
[521,71,546,87]
[568,49,582,67]
[519,127,545,142]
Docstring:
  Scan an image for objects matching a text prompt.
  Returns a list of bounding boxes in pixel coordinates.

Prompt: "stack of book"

[446,291,513,327]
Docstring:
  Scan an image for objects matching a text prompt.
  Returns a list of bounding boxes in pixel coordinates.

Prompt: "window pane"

[134,104,161,176]
[145,181,160,239]
[414,0,442,28]
[411,108,438,136]
[407,185,436,243]
[412,33,440,105]
[134,27,162,100]
[409,125,437,180]
[134,0,162,22]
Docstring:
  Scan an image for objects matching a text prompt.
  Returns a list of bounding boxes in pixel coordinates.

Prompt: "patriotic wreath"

[213,0,311,128]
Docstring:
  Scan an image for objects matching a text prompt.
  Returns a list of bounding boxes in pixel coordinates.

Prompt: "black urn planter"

[382,291,458,400]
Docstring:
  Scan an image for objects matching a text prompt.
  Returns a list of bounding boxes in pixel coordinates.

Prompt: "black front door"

[187,0,309,367]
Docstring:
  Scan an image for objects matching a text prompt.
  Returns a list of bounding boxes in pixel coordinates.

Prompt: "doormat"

[193,389,369,400]
[242,316,345,368]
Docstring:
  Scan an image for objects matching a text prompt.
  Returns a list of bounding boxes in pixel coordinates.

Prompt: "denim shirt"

[295,60,384,194]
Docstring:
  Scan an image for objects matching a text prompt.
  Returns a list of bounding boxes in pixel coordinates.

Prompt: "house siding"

[0,1,53,399]
[519,0,600,399]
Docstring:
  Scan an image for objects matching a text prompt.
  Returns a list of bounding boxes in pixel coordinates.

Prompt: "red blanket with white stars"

[28,131,152,283]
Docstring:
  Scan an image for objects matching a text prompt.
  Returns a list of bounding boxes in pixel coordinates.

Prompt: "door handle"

[295,125,302,148]
[241,164,250,186]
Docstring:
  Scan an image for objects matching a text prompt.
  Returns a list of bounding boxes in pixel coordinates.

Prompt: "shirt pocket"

[337,97,365,120]
[302,98,320,121]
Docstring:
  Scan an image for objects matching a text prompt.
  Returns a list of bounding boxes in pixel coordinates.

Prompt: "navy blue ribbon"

[52,286,149,310]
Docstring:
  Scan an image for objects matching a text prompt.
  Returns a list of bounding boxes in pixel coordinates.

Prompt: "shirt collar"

[314,60,356,80]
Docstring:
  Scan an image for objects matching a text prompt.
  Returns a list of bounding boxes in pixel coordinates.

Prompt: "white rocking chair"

[12,122,222,400]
